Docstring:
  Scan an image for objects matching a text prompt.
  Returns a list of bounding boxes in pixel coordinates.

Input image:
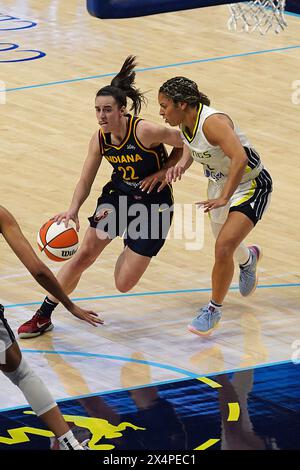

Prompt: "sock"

[209,300,222,310]
[234,242,250,266]
[39,296,58,319]
[58,430,83,450]
[239,252,252,269]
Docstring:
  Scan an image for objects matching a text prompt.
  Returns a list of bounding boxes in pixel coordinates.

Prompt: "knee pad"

[3,357,56,416]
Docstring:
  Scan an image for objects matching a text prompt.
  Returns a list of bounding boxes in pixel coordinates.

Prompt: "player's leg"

[207,178,256,294]
[0,307,84,449]
[114,187,173,292]
[231,169,272,297]
[210,219,250,266]
[2,342,85,449]
[50,227,111,300]
[210,218,261,295]
[211,215,262,297]
[212,211,255,303]
[18,183,118,338]
[114,246,151,292]
[18,227,111,338]
[189,172,272,336]
[188,211,254,336]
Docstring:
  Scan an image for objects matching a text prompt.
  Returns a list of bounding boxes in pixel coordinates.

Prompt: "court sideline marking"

[3,45,300,93]
[3,282,300,309]
[0,354,295,413]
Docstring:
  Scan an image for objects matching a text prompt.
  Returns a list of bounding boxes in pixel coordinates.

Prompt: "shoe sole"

[18,323,54,339]
[188,323,219,336]
[244,244,263,297]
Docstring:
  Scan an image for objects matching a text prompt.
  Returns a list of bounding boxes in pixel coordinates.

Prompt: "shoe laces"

[196,305,214,320]
[241,264,251,273]
[81,439,90,450]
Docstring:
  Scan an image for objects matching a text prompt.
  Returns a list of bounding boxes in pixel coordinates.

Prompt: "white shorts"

[207,169,272,225]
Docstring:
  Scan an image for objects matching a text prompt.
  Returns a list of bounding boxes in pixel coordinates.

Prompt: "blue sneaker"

[239,245,262,297]
[188,305,222,336]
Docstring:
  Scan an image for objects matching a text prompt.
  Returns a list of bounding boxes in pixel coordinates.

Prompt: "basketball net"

[227,0,287,34]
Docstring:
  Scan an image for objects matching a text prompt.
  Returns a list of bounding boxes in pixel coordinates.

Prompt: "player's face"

[95,95,125,132]
[158,92,185,127]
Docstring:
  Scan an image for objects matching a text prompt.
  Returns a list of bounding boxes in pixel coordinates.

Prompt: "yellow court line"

[194,439,220,450]
[197,377,222,388]
[227,402,240,421]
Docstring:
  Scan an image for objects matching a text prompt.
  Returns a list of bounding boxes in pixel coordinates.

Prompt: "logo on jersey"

[204,169,225,182]
[105,154,142,164]
[94,208,114,222]
[191,150,212,160]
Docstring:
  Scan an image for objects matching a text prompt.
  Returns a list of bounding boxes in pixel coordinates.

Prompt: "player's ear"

[120,106,126,115]
[179,102,188,111]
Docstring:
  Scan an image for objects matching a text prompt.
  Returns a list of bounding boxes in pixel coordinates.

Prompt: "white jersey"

[180,104,263,184]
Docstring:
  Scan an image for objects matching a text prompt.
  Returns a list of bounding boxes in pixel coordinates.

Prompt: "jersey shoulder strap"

[98,129,105,154]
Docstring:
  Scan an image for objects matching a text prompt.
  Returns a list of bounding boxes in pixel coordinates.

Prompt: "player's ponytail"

[96,55,147,115]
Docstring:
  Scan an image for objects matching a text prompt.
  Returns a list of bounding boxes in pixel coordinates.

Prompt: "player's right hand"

[165,165,185,183]
[52,209,80,232]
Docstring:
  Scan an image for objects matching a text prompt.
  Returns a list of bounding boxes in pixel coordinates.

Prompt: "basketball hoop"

[227,0,287,35]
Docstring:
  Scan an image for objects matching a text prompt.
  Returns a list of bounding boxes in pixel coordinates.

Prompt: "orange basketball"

[37,220,79,262]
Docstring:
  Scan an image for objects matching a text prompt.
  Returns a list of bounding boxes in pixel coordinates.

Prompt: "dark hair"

[96,55,146,115]
[159,76,210,107]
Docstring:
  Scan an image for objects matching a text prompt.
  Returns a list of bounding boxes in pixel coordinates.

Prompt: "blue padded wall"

[87,0,242,19]
[286,0,300,14]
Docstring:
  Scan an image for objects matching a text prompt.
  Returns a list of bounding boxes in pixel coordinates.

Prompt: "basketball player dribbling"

[0,205,103,449]
[18,56,183,338]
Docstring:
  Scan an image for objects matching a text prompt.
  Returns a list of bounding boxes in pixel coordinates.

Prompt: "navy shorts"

[88,180,174,257]
[229,169,273,226]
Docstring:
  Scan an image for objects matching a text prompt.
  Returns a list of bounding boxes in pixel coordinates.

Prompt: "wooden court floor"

[0,0,299,412]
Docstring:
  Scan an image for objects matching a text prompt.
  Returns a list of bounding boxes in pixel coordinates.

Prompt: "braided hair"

[159,76,210,107]
[96,55,147,115]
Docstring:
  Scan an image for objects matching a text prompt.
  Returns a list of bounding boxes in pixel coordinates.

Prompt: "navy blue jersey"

[99,114,168,190]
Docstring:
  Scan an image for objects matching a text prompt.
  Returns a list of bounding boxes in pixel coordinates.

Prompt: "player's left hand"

[196,197,229,212]
[70,304,104,327]
[140,169,168,193]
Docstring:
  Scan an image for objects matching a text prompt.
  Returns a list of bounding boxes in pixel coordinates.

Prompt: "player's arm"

[0,206,103,326]
[165,144,193,183]
[53,131,103,230]
[137,120,183,149]
[138,121,183,192]
[69,131,103,213]
[197,114,248,211]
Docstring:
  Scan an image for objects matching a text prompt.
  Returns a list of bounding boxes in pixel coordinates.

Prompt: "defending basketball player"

[0,205,102,449]
[18,55,183,338]
[158,77,273,335]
